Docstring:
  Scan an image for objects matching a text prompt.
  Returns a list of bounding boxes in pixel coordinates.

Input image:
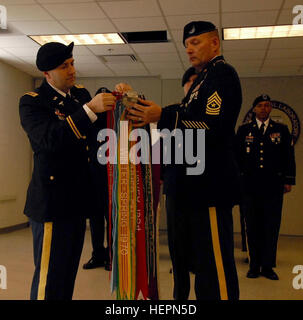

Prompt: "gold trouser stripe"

[66,116,82,139]
[209,207,228,300]
[243,216,250,262]
[37,222,53,300]
[174,112,179,130]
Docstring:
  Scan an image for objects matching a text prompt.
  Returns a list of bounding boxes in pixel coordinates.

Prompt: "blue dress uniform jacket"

[235,118,296,270]
[19,80,106,223]
[236,118,296,192]
[159,55,242,207]
[158,55,241,300]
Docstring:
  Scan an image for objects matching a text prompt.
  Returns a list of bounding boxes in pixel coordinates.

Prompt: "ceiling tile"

[222,11,279,27]
[113,17,167,32]
[87,44,134,55]
[76,62,114,76]
[18,55,36,65]
[166,14,219,30]
[263,57,303,66]
[99,0,161,18]
[9,21,68,35]
[0,0,35,4]
[106,62,149,76]
[4,46,39,57]
[283,0,303,9]
[75,62,107,71]
[157,69,185,79]
[269,37,303,49]
[223,39,270,51]
[138,52,180,62]
[224,50,265,61]
[222,0,283,12]
[266,48,303,59]
[231,59,263,68]
[0,48,18,60]
[131,42,177,54]
[144,61,183,70]
[37,0,95,3]
[277,8,299,24]
[74,55,101,64]
[0,36,40,47]
[60,19,117,34]
[159,0,219,15]
[6,5,54,21]
[72,46,94,56]
[42,3,106,20]
[170,30,183,43]
[261,65,300,76]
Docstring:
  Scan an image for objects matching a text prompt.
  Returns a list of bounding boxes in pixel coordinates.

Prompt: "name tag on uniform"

[245,134,254,143]
[270,132,281,144]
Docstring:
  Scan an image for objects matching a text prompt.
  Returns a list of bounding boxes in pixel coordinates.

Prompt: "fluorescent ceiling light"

[223,24,303,40]
[29,33,125,45]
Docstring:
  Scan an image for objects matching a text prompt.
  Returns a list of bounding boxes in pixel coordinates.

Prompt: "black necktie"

[260,122,265,135]
[64,94,75,114]
[65,94,72,102]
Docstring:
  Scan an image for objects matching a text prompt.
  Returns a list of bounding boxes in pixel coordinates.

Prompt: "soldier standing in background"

[236,94,296,280]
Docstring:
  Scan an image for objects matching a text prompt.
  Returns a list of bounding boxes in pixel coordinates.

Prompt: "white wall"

[34,74,303,236]
[0,61,34,229]
[233,76,303,236]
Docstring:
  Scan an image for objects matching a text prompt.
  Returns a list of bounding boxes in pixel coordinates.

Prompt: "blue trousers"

[30,218,86,300]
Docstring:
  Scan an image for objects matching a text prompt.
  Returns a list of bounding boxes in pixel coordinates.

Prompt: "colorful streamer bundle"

[106,92,160,300]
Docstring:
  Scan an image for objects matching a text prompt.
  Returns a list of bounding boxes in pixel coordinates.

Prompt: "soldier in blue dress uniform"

[236,94,296,280]
[19,42,115,299]
[125,21,242,300]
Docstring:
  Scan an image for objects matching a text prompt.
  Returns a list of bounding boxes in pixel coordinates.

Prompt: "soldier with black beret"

[19,42,116,300]
[236,94,296,280]
[83,87,112,272]
[125,21,241,300]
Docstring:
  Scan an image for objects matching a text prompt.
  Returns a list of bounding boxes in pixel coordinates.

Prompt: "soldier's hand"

[86,93,116,113]
[126,98,162,127]
[284,184,292,193]
[115,83,133,94]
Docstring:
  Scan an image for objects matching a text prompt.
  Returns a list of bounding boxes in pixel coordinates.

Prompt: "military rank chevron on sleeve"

[206,91,222,116]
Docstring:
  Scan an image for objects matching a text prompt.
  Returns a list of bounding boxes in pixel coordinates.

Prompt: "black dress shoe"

[261,268,279,280]
[83,257,105,270]
[246,268,260,278]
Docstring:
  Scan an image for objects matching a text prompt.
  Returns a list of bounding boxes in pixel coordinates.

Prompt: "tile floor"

[0,227,302,300]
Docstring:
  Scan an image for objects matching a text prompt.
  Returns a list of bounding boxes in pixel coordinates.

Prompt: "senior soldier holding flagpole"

[124,21,242,300]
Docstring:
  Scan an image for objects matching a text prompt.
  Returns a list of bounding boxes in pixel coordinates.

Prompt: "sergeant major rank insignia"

[206,91,222,115]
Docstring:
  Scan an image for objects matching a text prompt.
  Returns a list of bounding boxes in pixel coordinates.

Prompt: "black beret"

[181,67,197,87]
[253,94,271,108]
[95,87,111,95]
[183,21,217,46]
[36,42,74,71]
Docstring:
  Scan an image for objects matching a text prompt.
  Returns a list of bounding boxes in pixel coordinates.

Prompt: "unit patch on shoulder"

[206,91,221,115]
[24,92,39,97]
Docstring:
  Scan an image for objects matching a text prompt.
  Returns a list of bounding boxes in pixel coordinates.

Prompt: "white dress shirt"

[47,81,97,123]
[256,118,270,134]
